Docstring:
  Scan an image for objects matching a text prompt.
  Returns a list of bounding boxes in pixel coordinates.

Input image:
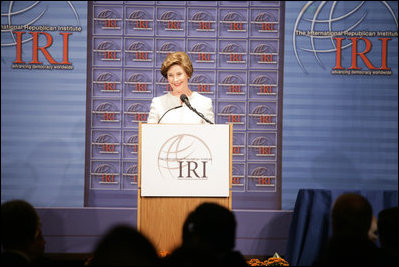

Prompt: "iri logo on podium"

[158,134,212,180]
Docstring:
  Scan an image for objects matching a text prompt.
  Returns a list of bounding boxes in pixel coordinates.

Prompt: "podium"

[137,123,232,252]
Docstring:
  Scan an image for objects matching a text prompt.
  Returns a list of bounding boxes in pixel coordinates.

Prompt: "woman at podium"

[147,51,215,124]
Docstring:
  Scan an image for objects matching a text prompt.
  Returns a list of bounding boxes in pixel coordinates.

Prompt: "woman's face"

[167,64,190,96]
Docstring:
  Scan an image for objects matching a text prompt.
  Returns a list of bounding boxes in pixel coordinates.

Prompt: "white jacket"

[147,92,215,124]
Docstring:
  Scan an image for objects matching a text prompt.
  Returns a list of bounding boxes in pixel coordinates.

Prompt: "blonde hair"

[161,51,193,79]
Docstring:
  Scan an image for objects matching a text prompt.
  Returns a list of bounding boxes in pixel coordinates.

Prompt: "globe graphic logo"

[293,1,398,73]
[158,134,212,179]
[1,1,80,47]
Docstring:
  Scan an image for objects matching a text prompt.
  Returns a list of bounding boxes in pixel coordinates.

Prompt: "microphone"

[180,94,192,109]
[158,105,182,123]
[180,94,214,124]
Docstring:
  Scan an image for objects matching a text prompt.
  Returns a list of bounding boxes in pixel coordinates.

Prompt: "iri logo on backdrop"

[248,103,277,127]
[93,102,120,123]
[157,41,178,53]
[125,40,152,62]
[189,10,216,32]
[93,72,121,93]
[220,42,246,64]
[93,133,119,155]
[126,9,153,31]
[156,40,183,65]
[250,73,277,96]
[158,134,212,180]
[293,1,397,75]
[219,74,246,96]
[189,73,215,95]
[217,103,246,127]
[91,163,119,185]
[94,8,122,30]
[232,132,245,159]
[123,164,138,185]
[252,11,278,33]
[220,10,247,32]
[2,2,81,70]
[125,73,152,94]
[189,41,215,63]
[251,43,277,64]
[248,133,277,161]
[123,134,139,155]
[247,164,276,191]
[232,165,245,187]
[93,39,121,62]
[124,103,148,123]
[158,10,184,32]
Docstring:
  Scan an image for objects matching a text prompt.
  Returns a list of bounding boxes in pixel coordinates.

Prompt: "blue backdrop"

[1,1,87,206]
[282,1,398,209]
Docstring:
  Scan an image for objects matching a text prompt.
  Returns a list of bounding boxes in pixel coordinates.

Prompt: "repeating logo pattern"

[86,2,283,196]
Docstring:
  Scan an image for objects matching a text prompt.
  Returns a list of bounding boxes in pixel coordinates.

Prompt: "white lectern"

[137,123,232,252]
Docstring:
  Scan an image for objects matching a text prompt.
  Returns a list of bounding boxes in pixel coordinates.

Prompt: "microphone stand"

[186,105,214,124]
[180,94,214,124]
[158,105,182,123]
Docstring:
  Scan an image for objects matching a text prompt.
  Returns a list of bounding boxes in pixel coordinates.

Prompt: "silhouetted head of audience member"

[377,206,398,251]
[313,194,385,266]
[1,199,45,264]
[182,202,236,252]
[89,224,161,266]
[331,193,372,238]
[164,202,247,266]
